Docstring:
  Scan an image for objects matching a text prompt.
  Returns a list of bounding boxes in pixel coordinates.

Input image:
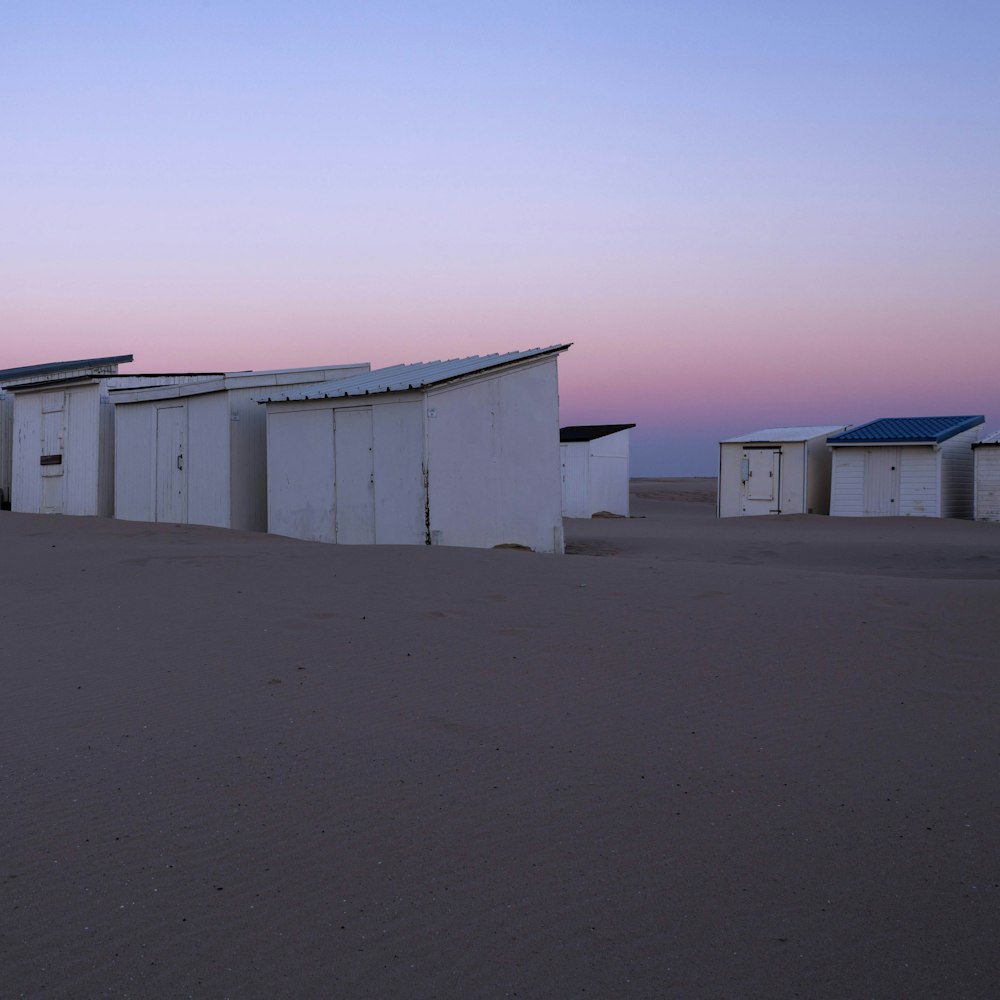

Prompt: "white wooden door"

[863,447,901,515]
[40,391,67,514]
[334,407,376,544]
[741,448,780,513]
[155,405,187,522]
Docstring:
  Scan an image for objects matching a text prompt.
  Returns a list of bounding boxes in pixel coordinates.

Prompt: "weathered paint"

[113,365,369,531]
[427,361,563,551]
[718,427,843,518]
[265,354,565,552]
[13,384,103,515]
[9,373,222,518]
[267,407,338,543]
[561,428,631,518]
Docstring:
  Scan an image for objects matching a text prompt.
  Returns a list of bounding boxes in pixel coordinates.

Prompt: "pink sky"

[3,2,998,473]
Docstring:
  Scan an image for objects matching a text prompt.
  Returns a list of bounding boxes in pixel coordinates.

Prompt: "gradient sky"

[3,1,998,473]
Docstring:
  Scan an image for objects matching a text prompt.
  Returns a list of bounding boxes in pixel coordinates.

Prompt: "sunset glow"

[4,2,998,473]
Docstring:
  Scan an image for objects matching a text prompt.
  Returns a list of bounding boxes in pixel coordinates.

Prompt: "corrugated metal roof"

[110,363,371,404]
[827,415,984,445]
[721,425,845,444]
[560,424,635,443]
[0,354,133,384]
[260,346,571,403]
[6,372,227,394]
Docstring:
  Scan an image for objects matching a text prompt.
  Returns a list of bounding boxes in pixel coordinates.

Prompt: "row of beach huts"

[718,418,1000,520]
[0,349,636,553]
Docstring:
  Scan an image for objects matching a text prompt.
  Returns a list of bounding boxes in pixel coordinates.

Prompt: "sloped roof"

[973,429,1000,447]
[721,425,844,444]
[110,364,369,404]
[261,346,570,403]
[560,424,635,443]
[827,416,984,445]
[0,354,133,385]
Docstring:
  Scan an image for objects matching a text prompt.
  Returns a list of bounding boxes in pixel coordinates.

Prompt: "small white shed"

[972,431,1000,521]
[112,364,370,531]
[0,354,134,510]
[263,346,570,552]
[560,424,635,518]
[6,360,224,517]
[828,415,984,518]
[717,425,844,518]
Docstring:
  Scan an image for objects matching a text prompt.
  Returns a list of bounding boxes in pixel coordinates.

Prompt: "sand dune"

[3,479,1000,998]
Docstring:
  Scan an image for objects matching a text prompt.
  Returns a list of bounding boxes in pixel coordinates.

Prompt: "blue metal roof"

[260,346,570,403]
[827,415,984,445]
[0,354,133,383]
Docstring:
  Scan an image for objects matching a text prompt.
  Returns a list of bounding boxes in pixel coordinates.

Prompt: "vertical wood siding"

[227,388,265,532]
[974,448,1000,521]
[0,391,13,505]
[427,360,562,552]
[266,358,563,552]
[186,394,230,528]
[939,427,977,518]
[562,430,631,518]
[114,402,154,522]
[12,385,103,515]
[587,431,631,517]
[267,406,336,542]
[97,393,116,517]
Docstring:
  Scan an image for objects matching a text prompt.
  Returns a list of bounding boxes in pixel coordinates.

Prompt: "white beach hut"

[0,355,135,510]
[112,364,370,531]
[828,415,984,518]
[263,346,570,552]
[717,426,845,518]
[4,358,226,517]
[560,424,635,518]
[972,431,1000,521]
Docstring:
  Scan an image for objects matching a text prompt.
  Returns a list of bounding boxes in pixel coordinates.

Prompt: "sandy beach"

[3,478,1000,999]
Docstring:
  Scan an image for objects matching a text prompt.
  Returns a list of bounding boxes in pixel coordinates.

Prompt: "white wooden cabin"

[560,424,635,518]
[717,426,844,518]
[0,354,134,510]
[5,358,225,517]
[263,346,570,552]
[828,416,984,518]
[112,364,370,531]
[972,431,1000,521]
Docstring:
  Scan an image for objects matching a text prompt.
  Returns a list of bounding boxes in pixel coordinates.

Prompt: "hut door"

[742,448,781,513]
[39,391,67,514]
[863,447,901,515]
[334,406,376,544]
[155,404,187,522]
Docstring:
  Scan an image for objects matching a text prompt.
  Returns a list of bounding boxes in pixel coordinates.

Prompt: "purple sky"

[4,2,998,473]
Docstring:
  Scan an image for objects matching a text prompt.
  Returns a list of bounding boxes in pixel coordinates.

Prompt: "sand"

[2,479,999,999]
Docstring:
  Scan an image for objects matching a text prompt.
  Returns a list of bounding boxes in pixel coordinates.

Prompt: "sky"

[3,1,998,474]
